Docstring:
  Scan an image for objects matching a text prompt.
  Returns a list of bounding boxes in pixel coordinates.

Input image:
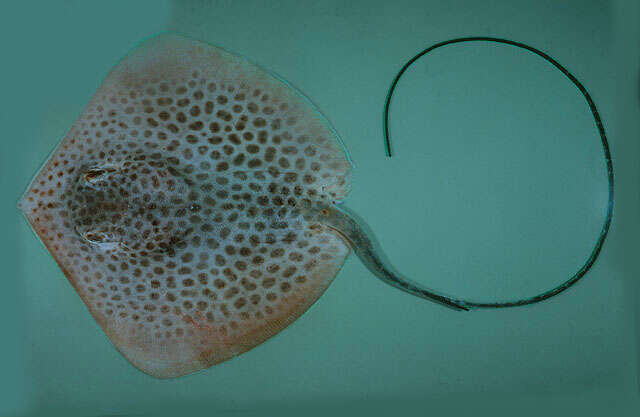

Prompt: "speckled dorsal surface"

[19,34,352,378]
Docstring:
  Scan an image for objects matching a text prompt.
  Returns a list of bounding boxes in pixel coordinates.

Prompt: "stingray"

[19,33,469,378]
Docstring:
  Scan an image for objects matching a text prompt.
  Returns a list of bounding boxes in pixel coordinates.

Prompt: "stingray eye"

[84,231,104,243]
[85,168,106,183]
[79,229,116,244]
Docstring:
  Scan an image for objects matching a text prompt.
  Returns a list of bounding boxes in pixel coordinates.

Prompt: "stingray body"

[19,34,463,378]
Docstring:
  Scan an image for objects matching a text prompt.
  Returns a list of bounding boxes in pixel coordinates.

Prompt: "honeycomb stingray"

[19,34,466,379]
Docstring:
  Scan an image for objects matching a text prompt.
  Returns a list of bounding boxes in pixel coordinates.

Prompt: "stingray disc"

[19,34,353,378]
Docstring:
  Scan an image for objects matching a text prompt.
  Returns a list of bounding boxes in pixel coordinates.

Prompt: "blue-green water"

[1,1,638,416]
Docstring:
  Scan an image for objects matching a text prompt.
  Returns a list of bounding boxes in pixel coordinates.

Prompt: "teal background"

[1,0,638,416]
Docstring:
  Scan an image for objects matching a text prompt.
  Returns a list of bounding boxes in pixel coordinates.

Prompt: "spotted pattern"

[19,34,352,378]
